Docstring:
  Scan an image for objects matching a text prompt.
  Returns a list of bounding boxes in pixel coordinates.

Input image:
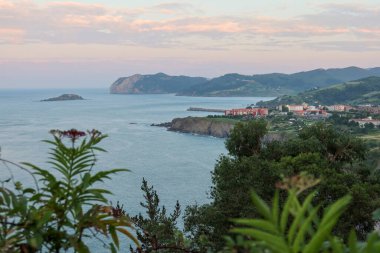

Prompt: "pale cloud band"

[0,0,379,88]
[0,0,379,50]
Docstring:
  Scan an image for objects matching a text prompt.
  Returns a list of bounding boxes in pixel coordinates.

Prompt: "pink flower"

[62,129,86,141]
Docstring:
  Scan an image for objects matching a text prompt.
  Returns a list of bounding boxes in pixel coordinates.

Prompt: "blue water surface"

[0,88,273,250]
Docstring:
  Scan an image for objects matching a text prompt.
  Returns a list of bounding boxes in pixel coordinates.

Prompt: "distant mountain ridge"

[109,67,380,97]
[178,67,380,96]
[257,76,380,107]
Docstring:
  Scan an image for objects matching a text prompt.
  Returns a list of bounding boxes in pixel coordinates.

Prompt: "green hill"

[110,67,380,97]
[110,73,207,94]
[257,76,380,107]
[178,67,380,97]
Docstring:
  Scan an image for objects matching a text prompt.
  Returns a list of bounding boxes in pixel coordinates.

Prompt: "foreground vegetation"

[1,120,380,252]
[0,130,137,252]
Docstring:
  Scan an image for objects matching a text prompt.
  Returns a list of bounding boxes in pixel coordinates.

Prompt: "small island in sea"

[41,94,84,102]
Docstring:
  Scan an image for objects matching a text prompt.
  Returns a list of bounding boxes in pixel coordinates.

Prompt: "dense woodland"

[1,120,380,252]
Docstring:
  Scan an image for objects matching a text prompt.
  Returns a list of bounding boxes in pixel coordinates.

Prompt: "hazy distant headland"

[110,66,380,97]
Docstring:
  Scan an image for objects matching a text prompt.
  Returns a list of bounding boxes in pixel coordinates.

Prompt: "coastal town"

[222,103,380,128]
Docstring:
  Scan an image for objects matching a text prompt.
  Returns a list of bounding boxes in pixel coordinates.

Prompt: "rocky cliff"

[154,117,289,140]
[110,73,207,94]
[154,117,235,138]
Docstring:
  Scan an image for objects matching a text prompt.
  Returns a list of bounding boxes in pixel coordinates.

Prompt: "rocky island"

[41,94,84,102]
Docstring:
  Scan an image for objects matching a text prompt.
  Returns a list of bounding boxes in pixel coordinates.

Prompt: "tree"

[184,121,380,252]
[130,179,191,253]
[298,122,366,163]
[225,120,268,157]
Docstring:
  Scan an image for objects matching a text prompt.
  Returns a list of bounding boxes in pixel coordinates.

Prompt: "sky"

[0,0,380,88]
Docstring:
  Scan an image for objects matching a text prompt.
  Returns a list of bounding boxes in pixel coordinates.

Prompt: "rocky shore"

[152,117,235,138]
[153,117,289,141]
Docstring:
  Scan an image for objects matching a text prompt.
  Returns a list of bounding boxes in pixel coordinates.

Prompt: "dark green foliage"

[231,174,380,253]
[184,203,221,252]
[185,155,280,250]
[184,120,380,252]
[298,122,367,163]
[225,120,268,157]
[130,179,189,253]
[0,129,137,252]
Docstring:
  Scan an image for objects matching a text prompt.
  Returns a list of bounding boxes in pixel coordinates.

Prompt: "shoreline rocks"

[152,117,235,138]
[153,117,289,141]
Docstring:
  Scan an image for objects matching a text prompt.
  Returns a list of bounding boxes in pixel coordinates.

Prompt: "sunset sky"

[1,0,380,88]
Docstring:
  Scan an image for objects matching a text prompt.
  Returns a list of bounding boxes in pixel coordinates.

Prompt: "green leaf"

[288,191,316,243]
[233,218,279,234]
[304,196,351,253]
[348,231,358,253]
[109,226,119,249]
[292,204,320,253]
[272,190,280,225]
[231,228,289,253]
[116,227,140,246]
[77,241,90,253]
[110,243,117,253]
[251,191,271,220]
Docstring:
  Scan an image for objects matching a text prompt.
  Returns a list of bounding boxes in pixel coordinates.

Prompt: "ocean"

[0,88,272,250]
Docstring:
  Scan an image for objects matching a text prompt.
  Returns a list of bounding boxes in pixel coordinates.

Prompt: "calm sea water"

[0,89,272,250]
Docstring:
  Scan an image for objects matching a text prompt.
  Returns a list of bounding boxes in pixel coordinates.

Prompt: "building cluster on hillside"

[350,117,380,128]
[278,103,329,117]
[277,103,380,127]
[222,104,380,127]
[325,104,353,112]
[356,106,380,114]
[224,108,268,117]
[279,103,380,115]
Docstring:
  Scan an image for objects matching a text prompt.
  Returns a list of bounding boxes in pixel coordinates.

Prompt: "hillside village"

[223,103,380,129]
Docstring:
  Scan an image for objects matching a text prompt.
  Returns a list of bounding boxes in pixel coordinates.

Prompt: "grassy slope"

[179,67,380,97]
[258,76,380,107]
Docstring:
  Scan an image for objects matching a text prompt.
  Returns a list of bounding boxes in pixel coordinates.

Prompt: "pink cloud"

[0,0,14,8]
[131,19,243,33]
[0,28,25,43]
[47,1,106,14]
[61,15,91,27]
[356,28,380,35]
[0,0,378,52]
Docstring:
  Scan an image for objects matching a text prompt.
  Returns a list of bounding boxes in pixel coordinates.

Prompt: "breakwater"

[187,107,225,113]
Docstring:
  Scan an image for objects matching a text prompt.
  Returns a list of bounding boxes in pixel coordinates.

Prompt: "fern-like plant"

[231,173,352,253]
[0,129,138,252]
